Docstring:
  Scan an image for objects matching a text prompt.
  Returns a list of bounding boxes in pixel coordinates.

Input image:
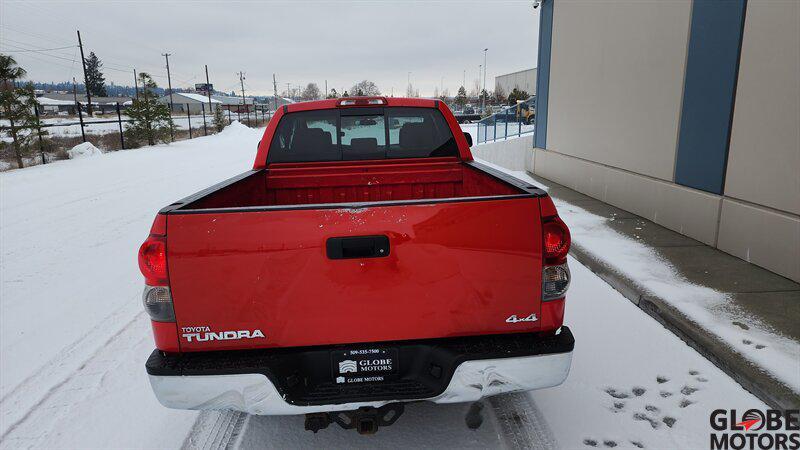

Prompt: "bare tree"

[494,85,507,104]
[350,80,380,96]
[300,83,321,101]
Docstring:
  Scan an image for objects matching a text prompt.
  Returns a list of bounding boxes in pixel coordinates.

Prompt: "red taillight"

[139,236,168,285]
[542,217,570,264]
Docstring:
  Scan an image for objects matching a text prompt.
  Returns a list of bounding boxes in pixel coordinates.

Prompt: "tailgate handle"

[326,235,390,259]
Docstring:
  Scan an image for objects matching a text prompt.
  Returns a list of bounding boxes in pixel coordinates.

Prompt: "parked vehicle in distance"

[139,97,574,434]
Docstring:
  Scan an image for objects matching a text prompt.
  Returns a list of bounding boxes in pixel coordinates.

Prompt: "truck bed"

[176,158,527,211]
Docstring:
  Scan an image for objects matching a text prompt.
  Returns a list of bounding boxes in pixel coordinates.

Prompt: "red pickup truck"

[141,97,574,434]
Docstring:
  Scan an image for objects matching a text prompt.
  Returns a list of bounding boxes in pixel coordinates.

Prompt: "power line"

[0,24,74,46]
[1,44,77,53]
[0,43,79,63]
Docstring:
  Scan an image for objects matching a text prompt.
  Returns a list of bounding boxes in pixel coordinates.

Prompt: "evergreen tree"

[212,105,226,132]
[507,88,530,104]
[124,72,174,147]
[455,86,468,108]
[84,52,107,97]
[327,88,339,99]
[0,54,41,168]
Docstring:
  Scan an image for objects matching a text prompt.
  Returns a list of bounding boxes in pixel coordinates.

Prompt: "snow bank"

[219,120,253,137]
[67,142,103,159]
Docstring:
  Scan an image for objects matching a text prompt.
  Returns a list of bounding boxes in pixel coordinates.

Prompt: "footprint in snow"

[583,438,598,447]
[630,441,645,448]
[662,417,677,428]
[632,387,646,397]
[659,391,673,398]
[633,412,660,429]
[605,388,630,399]
[679,398,694,408]
[681,386,699,396]
[656,376,669,384]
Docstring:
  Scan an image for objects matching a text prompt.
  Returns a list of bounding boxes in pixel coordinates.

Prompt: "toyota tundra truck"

[140,97,574,434]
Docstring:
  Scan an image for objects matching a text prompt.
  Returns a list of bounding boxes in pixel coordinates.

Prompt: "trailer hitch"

[304,403,405,435]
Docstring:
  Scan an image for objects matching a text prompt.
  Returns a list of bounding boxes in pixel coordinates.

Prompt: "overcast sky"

[0,1,540,97]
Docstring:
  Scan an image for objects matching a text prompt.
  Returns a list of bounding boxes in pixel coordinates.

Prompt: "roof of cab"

[284,97,438,113]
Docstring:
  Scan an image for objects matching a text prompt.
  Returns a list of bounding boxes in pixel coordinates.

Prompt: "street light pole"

[482,48,488,113]
[478,64,482,109]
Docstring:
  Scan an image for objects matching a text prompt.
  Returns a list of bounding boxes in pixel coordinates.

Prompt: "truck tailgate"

[167,198,543,351]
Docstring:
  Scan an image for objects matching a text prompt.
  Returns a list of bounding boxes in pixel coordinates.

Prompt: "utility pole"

[286,83,290,100]
[482,48,488,113]
[325,80,328,99]
[133,69,139,100]
[407,71,411,96]
[463,70,466,89]
[238,71,247,125]
[205,65,212,113]
[77,30,92,116]
[272,73,278,112]
[162,53,173,111]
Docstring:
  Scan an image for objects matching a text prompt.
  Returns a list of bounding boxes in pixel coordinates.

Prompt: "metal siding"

[534,0,553,149]
[674,0,747,194]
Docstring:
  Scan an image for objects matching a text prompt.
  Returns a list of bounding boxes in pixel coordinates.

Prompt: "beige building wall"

[724,0,800,216]
[544,0,692,181]
[717,0,800,281]
[531,0,799,282]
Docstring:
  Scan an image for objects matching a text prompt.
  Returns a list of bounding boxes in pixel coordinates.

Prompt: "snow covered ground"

[0,125,768,448]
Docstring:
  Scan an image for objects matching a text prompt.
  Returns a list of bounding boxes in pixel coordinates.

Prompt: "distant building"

[158,92,221,114]
[34,93,133,115]
[211,95,255,113]
[495,68,537,97]
[210,95,294,114]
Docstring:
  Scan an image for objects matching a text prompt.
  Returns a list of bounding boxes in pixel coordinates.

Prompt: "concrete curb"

[568,243,799,410]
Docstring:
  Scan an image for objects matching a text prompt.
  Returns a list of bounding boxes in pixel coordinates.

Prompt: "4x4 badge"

[506,313,538,324]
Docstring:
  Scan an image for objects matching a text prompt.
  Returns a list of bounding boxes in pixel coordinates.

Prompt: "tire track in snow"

[181,410,248,450]
[0,307,144,440]
[489,393,558,450]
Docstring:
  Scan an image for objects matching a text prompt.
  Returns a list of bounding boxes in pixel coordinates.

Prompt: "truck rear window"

[268,107,458,163]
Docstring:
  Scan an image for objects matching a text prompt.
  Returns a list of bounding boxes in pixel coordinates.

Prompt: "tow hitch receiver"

[304,404,405,435]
